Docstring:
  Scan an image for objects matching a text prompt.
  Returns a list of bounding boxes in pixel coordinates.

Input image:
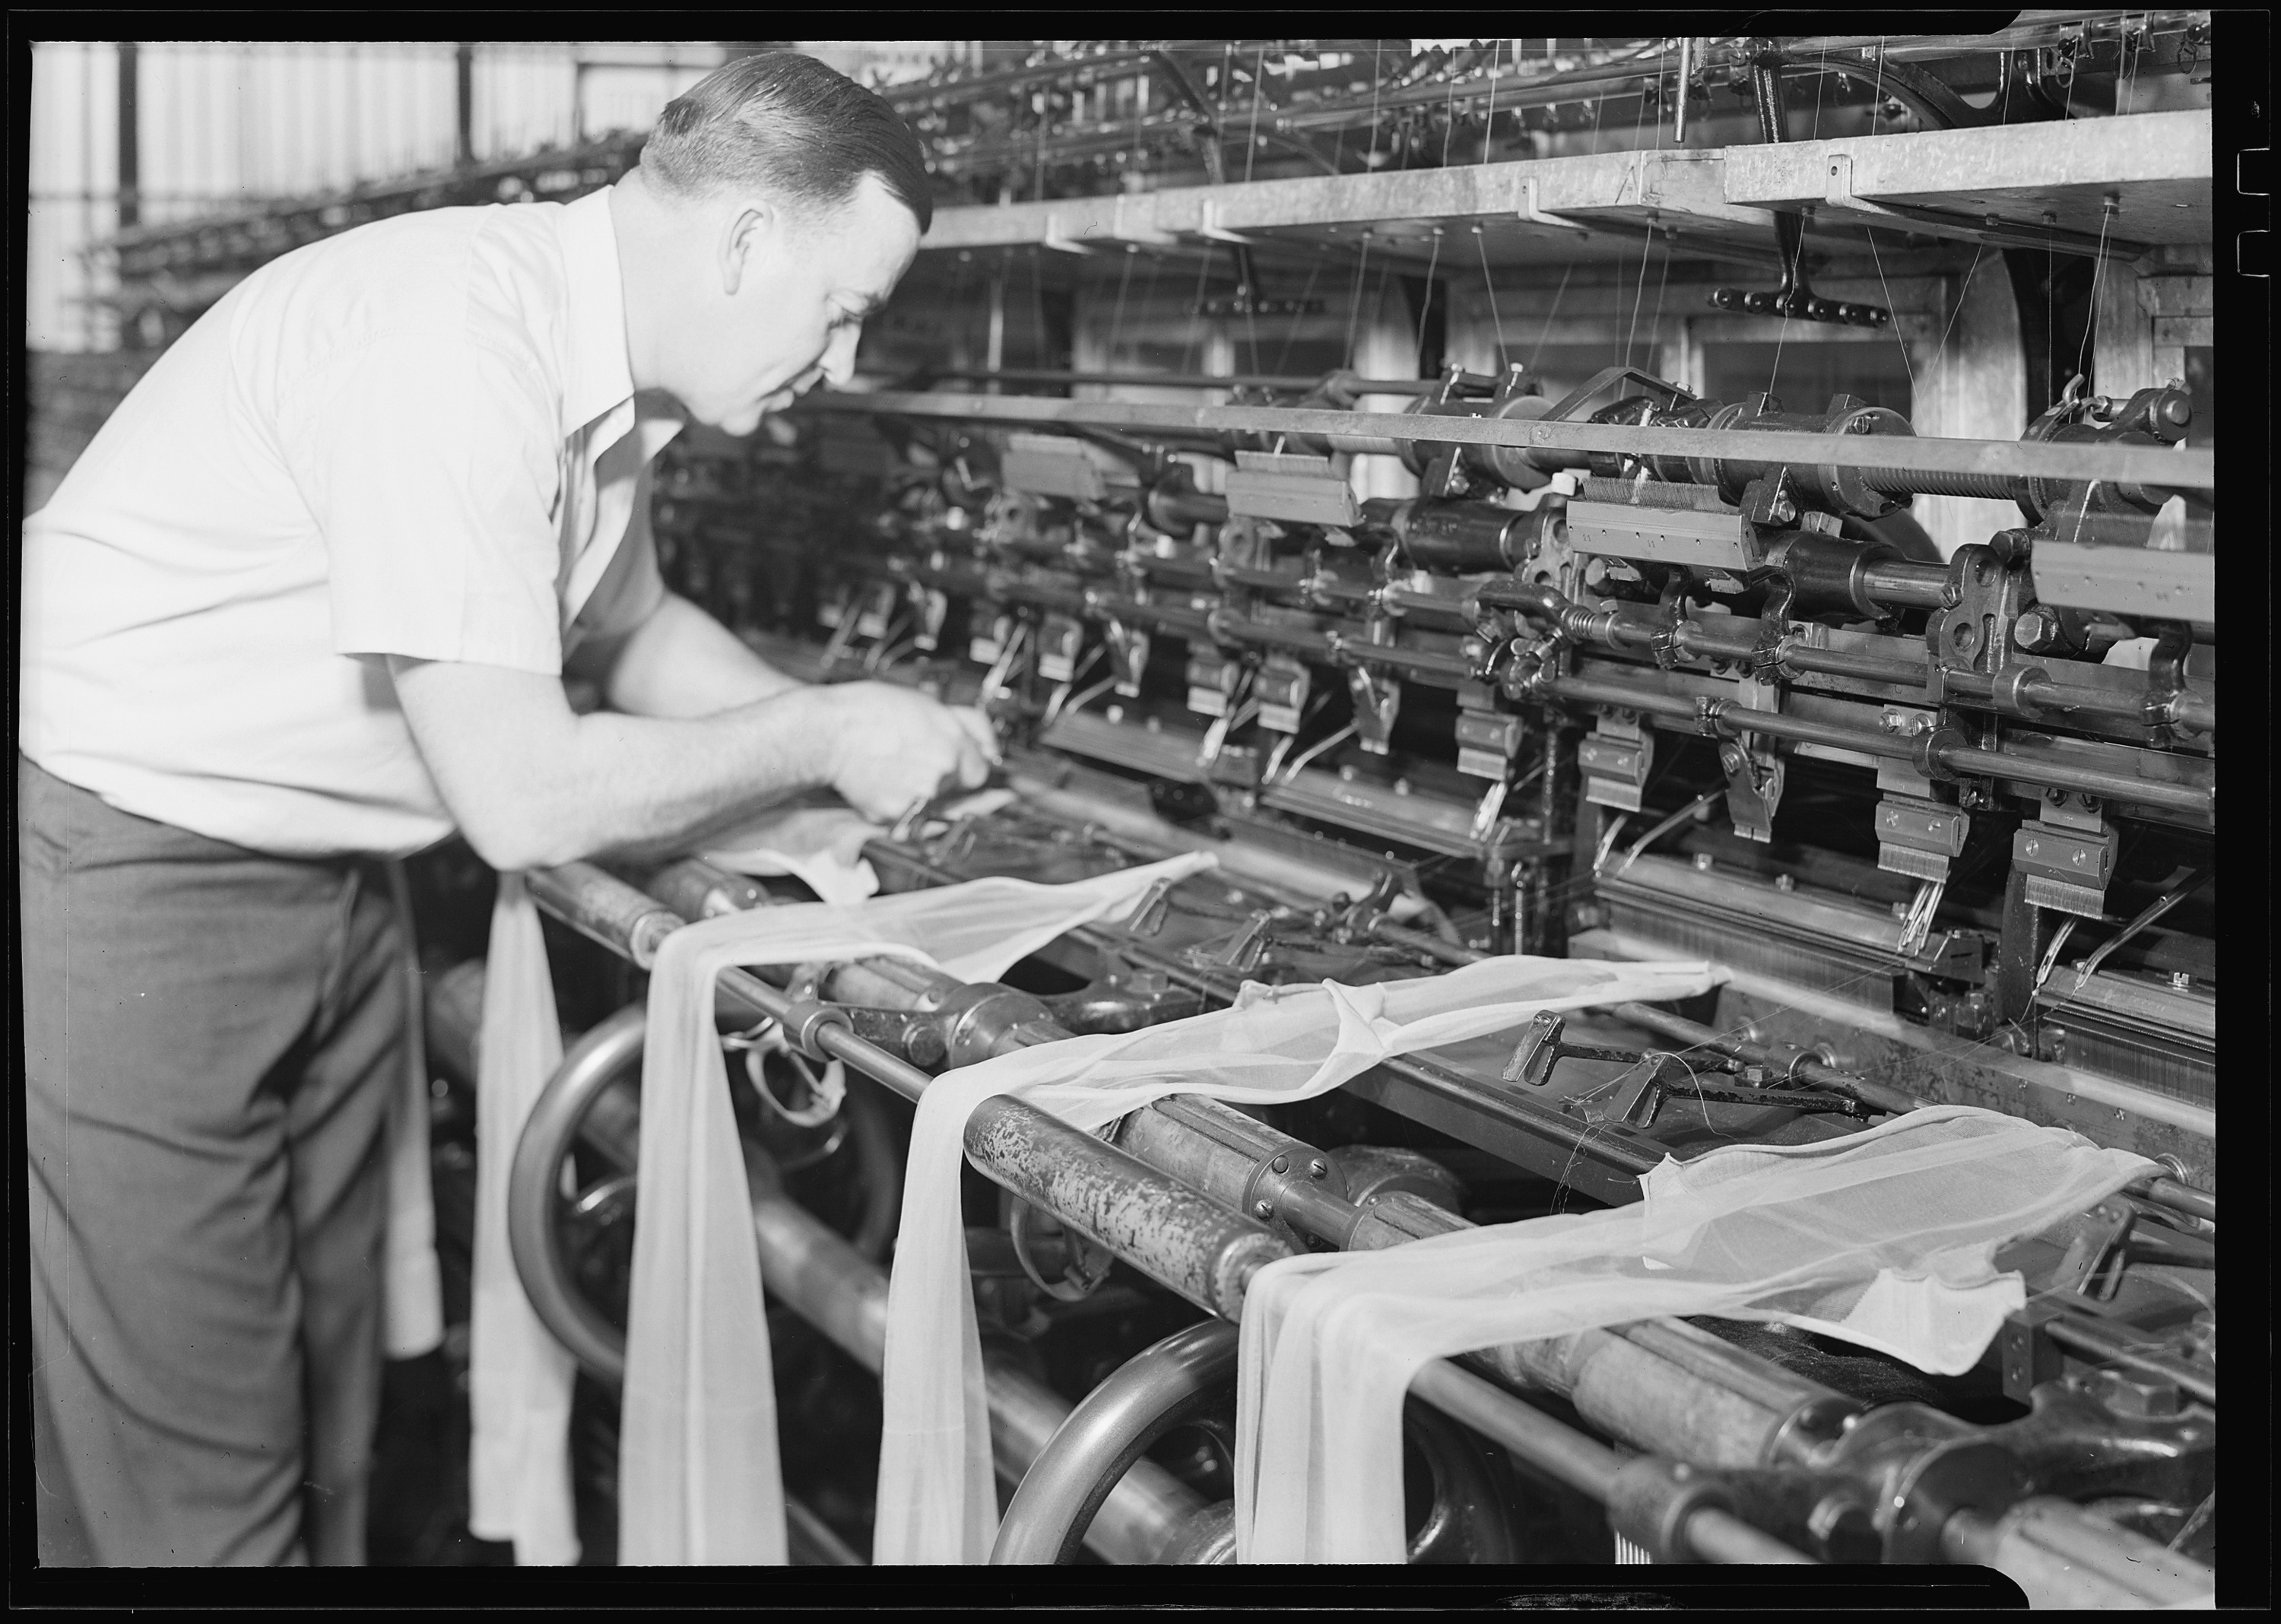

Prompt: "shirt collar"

[557,187,636,439]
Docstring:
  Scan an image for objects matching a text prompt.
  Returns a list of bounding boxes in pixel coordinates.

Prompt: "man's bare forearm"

[392,654,988,874]
[390,655,845,870]
[577,591,803,718]
[539,690,839,862]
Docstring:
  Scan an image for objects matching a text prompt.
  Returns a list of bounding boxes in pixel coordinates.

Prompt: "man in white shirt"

[19,52,986,1565]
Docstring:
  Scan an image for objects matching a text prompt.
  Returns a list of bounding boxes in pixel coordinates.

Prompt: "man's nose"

[819,324,862,387]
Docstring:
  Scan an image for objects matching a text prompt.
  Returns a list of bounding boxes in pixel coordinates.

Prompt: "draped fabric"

[615,854,1220,1564]
[1232,1105,2155,1563]
[468,874,582,1563]
[464,816,890,1562]
[382,861,445,1362]
[868,954,1726,1565]
[696,788,1020,907]
[698,800,886,907]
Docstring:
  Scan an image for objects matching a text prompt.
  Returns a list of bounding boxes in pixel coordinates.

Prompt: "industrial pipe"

[1410,1362,1814,1565]
[803,392,2216,494]
[991,1319,1241,1565]
[1940,1499,2216,1607]
[1858,560,1953,609]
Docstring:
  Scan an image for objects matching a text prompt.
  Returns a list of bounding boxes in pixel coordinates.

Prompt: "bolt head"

[1252,1199,1274,1220]
[1269,1153,1290,1175]
[1308,1158,1329,1179]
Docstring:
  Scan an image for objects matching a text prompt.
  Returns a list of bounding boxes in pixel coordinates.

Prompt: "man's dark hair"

[642,52,933,233]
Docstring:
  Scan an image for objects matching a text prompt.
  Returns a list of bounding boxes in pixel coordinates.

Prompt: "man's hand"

[388,657,1002,871]
[814,683,998,822]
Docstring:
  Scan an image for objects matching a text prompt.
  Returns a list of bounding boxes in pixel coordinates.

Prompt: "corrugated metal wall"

[25,42,749,351]
[27,41,955,353]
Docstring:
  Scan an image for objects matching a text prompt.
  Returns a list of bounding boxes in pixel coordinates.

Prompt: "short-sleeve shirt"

[21,186,683,859]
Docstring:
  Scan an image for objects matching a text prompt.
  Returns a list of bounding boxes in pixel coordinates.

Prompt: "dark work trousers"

[21,756,404,1565]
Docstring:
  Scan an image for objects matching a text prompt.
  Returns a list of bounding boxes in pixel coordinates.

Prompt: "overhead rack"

[913,110,2212,269]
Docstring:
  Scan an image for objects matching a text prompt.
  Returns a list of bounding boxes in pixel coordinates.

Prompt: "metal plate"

[2032,541,2216,623]
[1224,468,1362,527]
[1001,432,1115,501]
[1569,500,1759,569]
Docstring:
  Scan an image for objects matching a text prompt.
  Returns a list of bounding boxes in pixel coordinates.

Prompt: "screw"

[2170,971,2192,990]
[1775,874,1796,893]
[1695,852,1715,872]
[1252,1198,1274,1220]
[1308,1158,1330,1180]
[1269,1154,1290,1175]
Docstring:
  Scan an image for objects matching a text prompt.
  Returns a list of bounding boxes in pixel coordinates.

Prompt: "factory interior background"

[17,30,2233,1591]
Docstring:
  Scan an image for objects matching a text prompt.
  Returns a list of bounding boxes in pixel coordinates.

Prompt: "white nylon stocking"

[698,801,886,907]
[382,860,443,1361]
[1233,1104,2156,1563]
[615,853,1220,1564]
[465,817,893,1562]
[468,874,582,1564]
[869,953,1725,1565]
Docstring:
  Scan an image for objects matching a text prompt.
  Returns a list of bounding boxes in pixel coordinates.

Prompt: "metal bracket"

[1123,875,1181,939]
[2050,1198,2137,1301]
[1188,909,1283,973]
[1347,664,1404,756]
[979,616,1031,701]
[1467,778,1512,845]
[1518,176,1591,233]
[1103,617,1152,698]
[1579,723,1654,814]
[1717,740,1786,843]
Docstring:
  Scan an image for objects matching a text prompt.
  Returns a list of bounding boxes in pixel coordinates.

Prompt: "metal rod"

[1784,644,1934,687]
[1341,914,1924,1119]
[804,392,2216,493]
[1408,1361,1814,1565]
[1857,560,1953,608]
[1602,1002,1930,1116]
[522,864,683,969]
[1941,1499,2219,1607]
[1537,674,2215,817]
[861,366,1442,395]
[2133,1175,2215,1223]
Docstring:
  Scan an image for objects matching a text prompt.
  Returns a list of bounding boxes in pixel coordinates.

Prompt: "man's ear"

[720,200,775,297]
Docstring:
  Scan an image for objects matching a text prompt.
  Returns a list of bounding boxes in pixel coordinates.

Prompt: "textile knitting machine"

[408,27,2224,1597]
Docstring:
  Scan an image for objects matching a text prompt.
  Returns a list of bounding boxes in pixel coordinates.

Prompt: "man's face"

[677,173,921,436]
